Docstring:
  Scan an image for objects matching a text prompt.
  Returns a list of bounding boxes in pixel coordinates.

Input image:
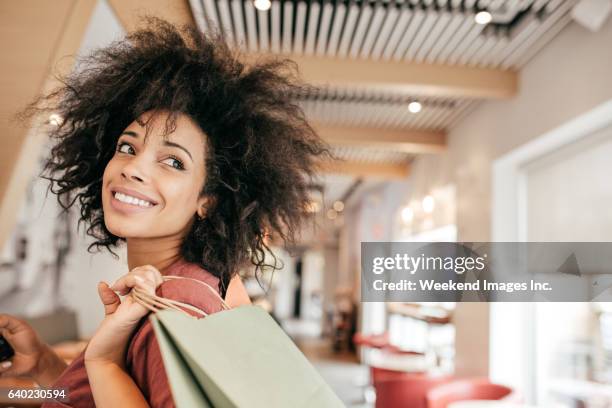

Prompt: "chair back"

[373,371,453,408]
[426,378,513,408]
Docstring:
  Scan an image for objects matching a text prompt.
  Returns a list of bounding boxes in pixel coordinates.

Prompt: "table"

[548,378,612,400]
[367,347,431,373]
[448,401,542,408]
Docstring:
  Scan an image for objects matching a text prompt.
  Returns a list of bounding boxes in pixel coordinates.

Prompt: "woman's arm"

[84,266,165,407]
[86,359,150,408]
[85,311,152,408]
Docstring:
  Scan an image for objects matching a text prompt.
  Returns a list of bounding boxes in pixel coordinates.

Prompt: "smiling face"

[102,110,210,240]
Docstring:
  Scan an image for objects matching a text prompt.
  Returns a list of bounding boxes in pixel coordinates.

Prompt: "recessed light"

[408,101,422,113]
[475,11,492,25]
[254,0,271,11]
[333,200,344,212]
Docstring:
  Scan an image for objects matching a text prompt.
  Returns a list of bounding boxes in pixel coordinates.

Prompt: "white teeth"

[113,192,153,208]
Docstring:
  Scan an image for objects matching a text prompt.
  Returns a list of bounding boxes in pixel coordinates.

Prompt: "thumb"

[97,281,121,315]
[0,361,17,378]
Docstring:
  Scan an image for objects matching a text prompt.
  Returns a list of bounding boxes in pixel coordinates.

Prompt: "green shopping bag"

[148,302,344,408]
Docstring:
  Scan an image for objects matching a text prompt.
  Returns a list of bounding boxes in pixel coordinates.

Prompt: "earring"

[197,208,206,220]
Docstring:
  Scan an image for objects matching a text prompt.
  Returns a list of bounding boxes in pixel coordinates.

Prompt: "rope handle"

[130,275,230,318]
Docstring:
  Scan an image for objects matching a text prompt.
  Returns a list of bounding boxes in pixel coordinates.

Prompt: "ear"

[196,195,215,219]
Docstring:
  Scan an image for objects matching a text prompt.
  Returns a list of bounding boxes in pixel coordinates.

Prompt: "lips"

[109,186,159,210]
[114,191,154,207]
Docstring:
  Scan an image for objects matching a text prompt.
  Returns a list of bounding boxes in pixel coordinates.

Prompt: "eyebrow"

[163,140,193,161]
[120,131,193,161]
[121,131,139,138]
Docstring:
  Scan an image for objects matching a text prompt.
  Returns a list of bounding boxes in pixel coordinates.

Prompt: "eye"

[117,142,135,155]
[161,156,185,170]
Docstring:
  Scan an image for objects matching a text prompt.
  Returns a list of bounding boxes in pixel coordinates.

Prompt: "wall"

[0,0,97,248]
[407,19,612,378]
[525,124,612,242]
[409,19,612,242]
[525,124,612,402]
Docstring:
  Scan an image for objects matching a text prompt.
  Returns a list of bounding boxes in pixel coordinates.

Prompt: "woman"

[0,17,328,407]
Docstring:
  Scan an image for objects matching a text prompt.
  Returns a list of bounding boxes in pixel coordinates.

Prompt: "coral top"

[41,259,224,408]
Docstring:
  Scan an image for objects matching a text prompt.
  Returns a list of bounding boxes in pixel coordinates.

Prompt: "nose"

[120,157,149,183]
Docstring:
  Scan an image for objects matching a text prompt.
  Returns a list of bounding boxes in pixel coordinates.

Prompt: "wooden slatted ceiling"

[188,0,573,132]
[189,0,575,70]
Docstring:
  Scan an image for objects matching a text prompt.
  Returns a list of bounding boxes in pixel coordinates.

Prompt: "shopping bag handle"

[131,275,230,318]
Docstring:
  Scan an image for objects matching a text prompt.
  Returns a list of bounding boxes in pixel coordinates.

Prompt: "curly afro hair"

[21,17,331,297]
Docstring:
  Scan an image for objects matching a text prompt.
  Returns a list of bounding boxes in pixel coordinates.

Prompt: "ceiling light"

[333,200,345,212]
[408,101,422,113]
[401,206,413,223]
[475,11,492,25]
[326,209,338,220]
[422,195,435,213]
[254,0,271,11]
[48,113,63,127]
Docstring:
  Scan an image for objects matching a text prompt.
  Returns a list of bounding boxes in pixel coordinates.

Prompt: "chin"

[104,221,128,239]
[103,216,141,239]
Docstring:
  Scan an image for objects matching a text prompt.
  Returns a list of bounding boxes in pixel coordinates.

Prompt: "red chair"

[353,332,391,349]
[353,333,433,405]
[373,372,453,408]
[372,366,414,385]
[426,378,513,408]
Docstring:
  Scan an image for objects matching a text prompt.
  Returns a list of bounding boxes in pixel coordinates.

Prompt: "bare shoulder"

[225,275,252,308]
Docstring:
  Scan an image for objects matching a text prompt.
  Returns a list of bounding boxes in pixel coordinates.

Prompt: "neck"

[126,235,184,273]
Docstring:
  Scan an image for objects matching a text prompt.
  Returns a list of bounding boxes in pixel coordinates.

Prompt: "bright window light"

[401,206,413,223]
[422,195,435,213]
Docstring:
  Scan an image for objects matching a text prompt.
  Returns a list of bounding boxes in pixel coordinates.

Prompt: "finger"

[0,360,14,376]
[133,265,164,287]
[110,274,149,295]
[143,268,163,287]
[109,274,138,295]
[0,360,20,378]
[111,266,162,294]
[97,282,121,315]
[0,314,22,334]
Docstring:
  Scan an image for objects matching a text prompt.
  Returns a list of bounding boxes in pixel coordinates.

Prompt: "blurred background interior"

[1,0,612,407]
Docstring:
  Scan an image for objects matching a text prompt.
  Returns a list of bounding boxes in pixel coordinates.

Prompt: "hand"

[0,314,66,386]
[84,265,164,368]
